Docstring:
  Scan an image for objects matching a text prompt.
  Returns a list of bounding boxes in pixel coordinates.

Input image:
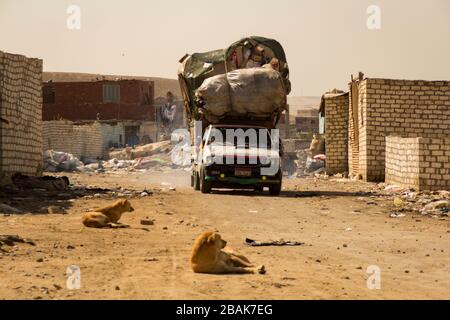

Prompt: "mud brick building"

[349,77,450,182]
[0,51,43,184]
[386,137,450,191]
[319,92,349,175]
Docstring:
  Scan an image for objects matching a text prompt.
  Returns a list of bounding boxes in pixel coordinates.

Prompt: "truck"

[177,36,291,195]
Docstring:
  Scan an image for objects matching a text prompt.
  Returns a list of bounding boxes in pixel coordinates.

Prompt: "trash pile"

[43,150,84,172]
[43,141,191,174]
[295,152,326,177]
[379,184,449,218]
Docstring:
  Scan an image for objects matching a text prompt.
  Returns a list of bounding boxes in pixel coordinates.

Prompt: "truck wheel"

[269,172,282,196]
[193,171,200,191]
[269,183,282,196]
[200,167,212,194]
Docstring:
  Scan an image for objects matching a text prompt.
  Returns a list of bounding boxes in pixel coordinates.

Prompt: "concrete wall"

[0,51,43,183]
[355,78,450,182]
[324,94,349,175]
[386,136,450,191]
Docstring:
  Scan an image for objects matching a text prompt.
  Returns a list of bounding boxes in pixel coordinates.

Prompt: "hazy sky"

[0,0,449,96]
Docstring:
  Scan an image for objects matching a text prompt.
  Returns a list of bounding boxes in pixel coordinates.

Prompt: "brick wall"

[324,93,349,175]
[43,120,158,159]
[356,78,450,182]
[386,136,450,191]
[42,80,155,121]
[0,51,43,183]
[43,121,104,160]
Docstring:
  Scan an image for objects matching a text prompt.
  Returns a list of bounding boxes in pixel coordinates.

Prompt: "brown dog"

[190,231,265,274]
[82,199,134,228]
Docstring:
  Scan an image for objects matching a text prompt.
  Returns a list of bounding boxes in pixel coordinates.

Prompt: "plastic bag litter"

[43,150,84,172]
[305,156,325,173]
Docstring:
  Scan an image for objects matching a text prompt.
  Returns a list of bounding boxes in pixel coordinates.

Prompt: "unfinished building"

[349,77,449,182]
[0,51,43,184]
[319,91,349,175]
[321,75,449,189]
[385,136,449,191]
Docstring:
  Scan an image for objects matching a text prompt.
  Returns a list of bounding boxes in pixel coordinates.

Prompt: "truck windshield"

[208,127,273,149]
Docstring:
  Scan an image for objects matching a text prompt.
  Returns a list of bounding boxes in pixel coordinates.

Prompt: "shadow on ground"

[0,185,111,215]
[211,189,377,198]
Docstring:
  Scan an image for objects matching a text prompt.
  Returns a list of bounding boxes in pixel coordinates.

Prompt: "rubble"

[43,141,190,175]
[378,184,450,218]
[43,150,84,172]
[245,238,305,247]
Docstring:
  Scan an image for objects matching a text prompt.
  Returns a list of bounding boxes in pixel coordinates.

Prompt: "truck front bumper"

[205,175,280,186]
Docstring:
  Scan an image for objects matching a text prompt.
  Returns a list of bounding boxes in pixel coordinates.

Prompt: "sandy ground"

[0,170,449,300]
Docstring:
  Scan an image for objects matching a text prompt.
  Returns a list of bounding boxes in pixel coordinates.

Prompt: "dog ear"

[206,233,217,245]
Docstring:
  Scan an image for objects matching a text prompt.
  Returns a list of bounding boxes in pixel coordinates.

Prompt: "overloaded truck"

[177,36,291,195]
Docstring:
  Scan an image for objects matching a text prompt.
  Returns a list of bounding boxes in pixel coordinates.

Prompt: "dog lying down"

[82,199,134,229]
[191,231,265,275]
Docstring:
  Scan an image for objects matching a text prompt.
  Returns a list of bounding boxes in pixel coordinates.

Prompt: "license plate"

[235,168,252,177]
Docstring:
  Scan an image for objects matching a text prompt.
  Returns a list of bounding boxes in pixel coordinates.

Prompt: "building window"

[103,84,120,103]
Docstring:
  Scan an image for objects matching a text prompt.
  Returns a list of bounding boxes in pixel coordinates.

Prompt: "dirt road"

[0,171,449,300]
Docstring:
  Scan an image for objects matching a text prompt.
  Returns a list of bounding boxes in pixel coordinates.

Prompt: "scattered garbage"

[43,150,84,172]
[379,184,449,218]
[421,200,449,216]
[140,219,155,226]
[305,156,325,173]
[43,140,191,174]
[245,238,305,247]
[390,212,406,218]
[0,235,35,251]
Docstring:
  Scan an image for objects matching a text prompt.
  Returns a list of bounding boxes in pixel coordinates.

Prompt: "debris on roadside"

[389,212,406,218]
[140,219,155,226]
[0,235,35,252]
[42,140,191,175]
[245,238,305,247]
[378,184,449,218]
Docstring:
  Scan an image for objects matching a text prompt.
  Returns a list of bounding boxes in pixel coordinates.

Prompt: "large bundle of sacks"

[196,68,287,122]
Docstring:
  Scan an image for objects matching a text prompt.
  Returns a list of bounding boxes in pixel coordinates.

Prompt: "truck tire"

[200,167,212,194]
[193,171,200,191]
[269,171,282,196]
[269,182,282,196]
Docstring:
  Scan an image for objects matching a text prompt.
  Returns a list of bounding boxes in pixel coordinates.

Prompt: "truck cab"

[192,124,283,195]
